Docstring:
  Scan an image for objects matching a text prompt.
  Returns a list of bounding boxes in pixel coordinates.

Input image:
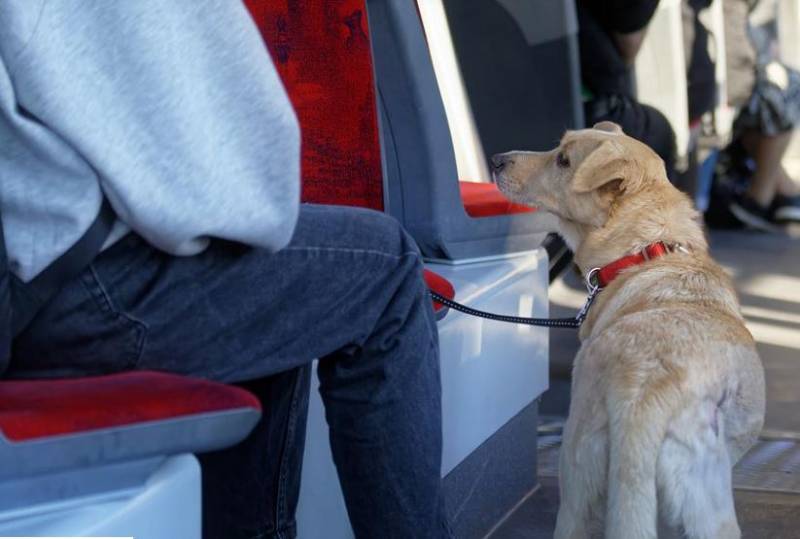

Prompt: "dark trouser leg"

[10,204,451,538]
[199,366,311,539]
[318,268,446,539]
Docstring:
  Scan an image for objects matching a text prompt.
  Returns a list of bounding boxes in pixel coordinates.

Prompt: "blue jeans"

[10,204,452,539]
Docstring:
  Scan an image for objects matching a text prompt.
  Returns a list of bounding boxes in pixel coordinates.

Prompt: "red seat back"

[244,0,384,211]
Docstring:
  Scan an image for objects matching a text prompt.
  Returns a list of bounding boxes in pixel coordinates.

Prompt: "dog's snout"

[491,154,512,173]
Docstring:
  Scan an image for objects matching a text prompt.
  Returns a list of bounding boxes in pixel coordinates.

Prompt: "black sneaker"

[771,194,800,223]
[728,193,783,232]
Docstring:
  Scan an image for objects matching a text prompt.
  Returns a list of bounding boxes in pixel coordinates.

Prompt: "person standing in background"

[577,0,678,181]
[722,0,800,229]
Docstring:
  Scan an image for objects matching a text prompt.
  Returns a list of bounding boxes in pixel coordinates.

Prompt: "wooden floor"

[491,478,800,538]
[492,228,800,538]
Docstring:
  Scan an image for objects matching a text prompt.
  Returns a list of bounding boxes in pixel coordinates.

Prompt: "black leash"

[429,285,600,330]
[429,267,603,330]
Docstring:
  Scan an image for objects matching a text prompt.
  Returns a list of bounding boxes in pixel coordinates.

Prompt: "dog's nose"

[490,154,511,173]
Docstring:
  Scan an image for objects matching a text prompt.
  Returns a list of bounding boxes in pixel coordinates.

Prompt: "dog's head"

[492,122,669,232]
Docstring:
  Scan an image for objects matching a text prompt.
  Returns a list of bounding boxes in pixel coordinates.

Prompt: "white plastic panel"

[432,249,549,473]
[0,455,200,539]
[635,0,691,166]
[296,249,550,538]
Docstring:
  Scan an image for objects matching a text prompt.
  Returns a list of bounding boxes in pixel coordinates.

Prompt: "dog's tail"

[605,386,676,539]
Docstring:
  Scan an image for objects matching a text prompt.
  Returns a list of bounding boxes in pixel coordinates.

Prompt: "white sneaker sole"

[774,205,800,223]
[729,202,784,233]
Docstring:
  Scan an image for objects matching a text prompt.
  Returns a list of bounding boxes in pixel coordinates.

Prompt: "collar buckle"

[585,267,602,293]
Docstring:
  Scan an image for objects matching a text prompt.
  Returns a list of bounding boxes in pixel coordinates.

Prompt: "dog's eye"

[556,152,570,168]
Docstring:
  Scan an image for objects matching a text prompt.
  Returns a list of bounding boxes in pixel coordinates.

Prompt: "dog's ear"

[572,139,634,194]
[592,121,623,135]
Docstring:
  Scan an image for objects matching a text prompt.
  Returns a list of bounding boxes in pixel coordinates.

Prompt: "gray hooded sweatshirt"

[0,0,300,282]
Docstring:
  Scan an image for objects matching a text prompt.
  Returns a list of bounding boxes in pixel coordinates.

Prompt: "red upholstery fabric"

[459,182,535,218]
[0,371,260,442]
[244,2,456,315]
[244,0,384,210]
[424,270,455,313]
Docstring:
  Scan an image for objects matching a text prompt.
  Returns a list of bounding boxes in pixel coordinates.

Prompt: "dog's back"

[572,254,764,539]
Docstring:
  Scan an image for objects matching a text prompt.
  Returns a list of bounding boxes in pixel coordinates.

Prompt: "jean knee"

[342,209,434,323]
[297,204,422,262]
[348,209,428,285]
[354,208,422,260]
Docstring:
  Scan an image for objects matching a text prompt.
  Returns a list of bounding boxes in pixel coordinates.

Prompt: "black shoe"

[729,194,783,232]
[771,194,800,222]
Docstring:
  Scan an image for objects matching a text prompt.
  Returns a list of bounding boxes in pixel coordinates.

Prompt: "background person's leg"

[10,204,450,538]
[773,163,800,222]
[741,129,793,207]
[777,165,800,197]
[725,129,795,230]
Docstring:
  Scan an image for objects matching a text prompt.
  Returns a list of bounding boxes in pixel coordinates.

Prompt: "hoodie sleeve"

[3,0,301,255]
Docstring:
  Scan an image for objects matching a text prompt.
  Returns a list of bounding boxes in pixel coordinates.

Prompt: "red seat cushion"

[424,269,454,314]
[0,371,260,442]
[245,0,384,211]
[460,181,535,218]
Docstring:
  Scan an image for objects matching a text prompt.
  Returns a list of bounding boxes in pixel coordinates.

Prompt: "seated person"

[722,0,800,229]
[0,2,452,538]
[577,0,678,181]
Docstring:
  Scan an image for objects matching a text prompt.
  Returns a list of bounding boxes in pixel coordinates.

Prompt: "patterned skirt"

[734,61,800,136]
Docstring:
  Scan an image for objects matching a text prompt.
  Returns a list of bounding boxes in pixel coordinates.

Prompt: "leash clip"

[576,286,600,325]
[585,267,601,293]
[576,267,603,325]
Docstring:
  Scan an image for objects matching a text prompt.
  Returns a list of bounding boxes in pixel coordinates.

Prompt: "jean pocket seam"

[80,266,149,367]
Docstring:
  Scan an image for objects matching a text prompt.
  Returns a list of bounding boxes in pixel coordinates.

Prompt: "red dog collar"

[588,242,674,289]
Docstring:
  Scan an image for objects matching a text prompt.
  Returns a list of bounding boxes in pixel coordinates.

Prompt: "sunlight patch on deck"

[744,321,800,350]
[739,274,800,305]
[741,306,800,326]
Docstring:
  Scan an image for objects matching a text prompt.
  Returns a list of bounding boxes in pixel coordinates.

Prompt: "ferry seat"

[246,2,550,537]
[241,0,455,318]
[420,0,584,167]
[0,371,261,538]
[413,0,581,278]
[367,0,560,261]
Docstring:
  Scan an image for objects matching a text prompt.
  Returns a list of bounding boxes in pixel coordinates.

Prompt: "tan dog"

[493,122,765,539]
